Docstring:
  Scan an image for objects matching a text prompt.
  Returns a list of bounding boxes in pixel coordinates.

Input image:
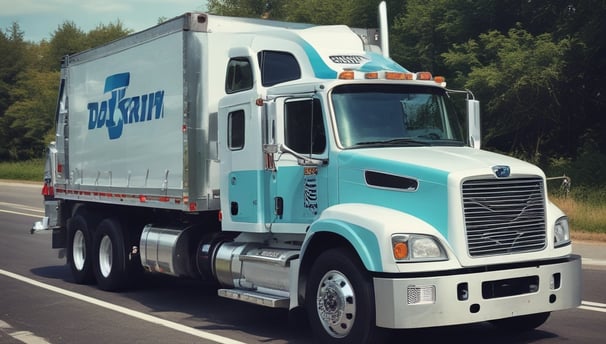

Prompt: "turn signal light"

[393,242,409,260]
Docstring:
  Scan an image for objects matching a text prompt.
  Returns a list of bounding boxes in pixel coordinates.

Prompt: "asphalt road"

[1,181,605,344]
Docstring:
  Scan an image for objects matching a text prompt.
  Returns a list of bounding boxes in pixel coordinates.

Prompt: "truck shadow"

[29,266,559,344]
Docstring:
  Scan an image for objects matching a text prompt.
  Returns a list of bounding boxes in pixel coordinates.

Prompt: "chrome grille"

[462,177,546,257]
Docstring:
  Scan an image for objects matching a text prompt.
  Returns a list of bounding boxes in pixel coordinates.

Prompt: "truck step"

[218,288,289,308]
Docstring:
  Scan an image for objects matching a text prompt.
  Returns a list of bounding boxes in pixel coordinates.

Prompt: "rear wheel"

[93,218,130,291]
[306,248,385,344]
[67,211,98,284]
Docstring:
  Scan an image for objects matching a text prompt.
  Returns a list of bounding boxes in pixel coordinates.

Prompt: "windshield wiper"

[351,138,429,148]
[350,137,465,148]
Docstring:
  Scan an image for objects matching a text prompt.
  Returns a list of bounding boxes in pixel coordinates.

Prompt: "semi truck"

[32,3,581,343]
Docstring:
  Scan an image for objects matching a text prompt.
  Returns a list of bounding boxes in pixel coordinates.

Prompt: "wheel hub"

[72,230,86,270]
[316,270,356,338]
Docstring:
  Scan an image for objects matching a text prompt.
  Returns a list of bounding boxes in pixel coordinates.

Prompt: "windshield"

[331,84,465,148]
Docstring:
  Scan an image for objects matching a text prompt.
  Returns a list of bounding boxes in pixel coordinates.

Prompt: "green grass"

[551,195,606,235]
[0,159,44,181]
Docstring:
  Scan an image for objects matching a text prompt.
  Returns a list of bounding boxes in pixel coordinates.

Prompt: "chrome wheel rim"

[72,230,86,270]
[316,270,356,338]
[98,235,113,278]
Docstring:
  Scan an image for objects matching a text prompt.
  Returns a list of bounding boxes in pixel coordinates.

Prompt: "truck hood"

[336,146,545,237]
[337,146,544,183]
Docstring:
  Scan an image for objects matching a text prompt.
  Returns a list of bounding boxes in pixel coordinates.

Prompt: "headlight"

[392,234,447,262]
[554,216,571,247]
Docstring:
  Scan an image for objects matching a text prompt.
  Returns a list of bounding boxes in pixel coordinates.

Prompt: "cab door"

[265,97,330,233]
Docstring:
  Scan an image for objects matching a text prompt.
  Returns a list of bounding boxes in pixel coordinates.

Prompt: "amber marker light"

[434,76,446,83]
[365,72,379,79]
[385,72,406,80]
[339,71,355,79]
[417,71,433,80]
[393,241,409,260]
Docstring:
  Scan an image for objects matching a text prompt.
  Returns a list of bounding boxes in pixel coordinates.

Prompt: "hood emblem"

[492,165,511,178]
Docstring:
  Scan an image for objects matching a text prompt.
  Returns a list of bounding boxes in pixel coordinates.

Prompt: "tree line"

[1,0,605,185]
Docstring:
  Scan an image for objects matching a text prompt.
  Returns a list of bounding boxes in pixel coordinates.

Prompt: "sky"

[0,0,208,42]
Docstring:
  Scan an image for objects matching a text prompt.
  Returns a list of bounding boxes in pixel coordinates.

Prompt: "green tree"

[390,0,496,74]
[1,69,59,160]
[48,21,87,70]
[0,22,28,160]
[86,20,132,48]
[443,27,572,161]
[207,0,275,17]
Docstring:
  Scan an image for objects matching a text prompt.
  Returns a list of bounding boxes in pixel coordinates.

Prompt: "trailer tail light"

[41,182,54,197]
[57,163,63,173]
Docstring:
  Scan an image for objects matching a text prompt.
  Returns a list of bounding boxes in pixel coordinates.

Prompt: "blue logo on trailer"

[87,72,165,140]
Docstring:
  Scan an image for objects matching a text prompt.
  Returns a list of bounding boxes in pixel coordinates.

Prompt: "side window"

[258,51,301,87]
[226,58,253,94]
[228,110,245,150]
[284,99,326,154]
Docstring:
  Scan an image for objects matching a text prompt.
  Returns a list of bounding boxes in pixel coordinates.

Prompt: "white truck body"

[34,7,581,344]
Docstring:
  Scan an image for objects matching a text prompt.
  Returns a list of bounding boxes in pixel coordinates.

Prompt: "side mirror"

[279,144,327,167]
[467,99,481,149]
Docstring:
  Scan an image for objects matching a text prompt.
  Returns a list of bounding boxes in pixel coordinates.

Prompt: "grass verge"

[551,196,606,242]
[0,159,44,181]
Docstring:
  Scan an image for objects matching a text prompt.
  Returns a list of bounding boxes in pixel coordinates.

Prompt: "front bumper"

[374,254,582,329]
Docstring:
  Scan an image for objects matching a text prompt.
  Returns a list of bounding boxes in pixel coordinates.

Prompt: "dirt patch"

[571,231,606,242]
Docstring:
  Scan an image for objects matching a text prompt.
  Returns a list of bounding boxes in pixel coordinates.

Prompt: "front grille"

[462,177,546,257]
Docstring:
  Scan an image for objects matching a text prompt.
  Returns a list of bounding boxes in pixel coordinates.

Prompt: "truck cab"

[214,22,581,343]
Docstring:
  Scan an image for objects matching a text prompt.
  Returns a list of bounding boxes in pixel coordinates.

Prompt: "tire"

[93,217,130,291]
[491,312,551,332]
[306,248,385,344]
[67,211,98,284]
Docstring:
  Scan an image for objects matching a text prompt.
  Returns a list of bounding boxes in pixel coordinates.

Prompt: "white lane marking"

[579,301,606,313]
[0,319,51,344]
[582,257,606,267]
[0,201,44,218]
[0,209,42,218]
[0,269,247,344]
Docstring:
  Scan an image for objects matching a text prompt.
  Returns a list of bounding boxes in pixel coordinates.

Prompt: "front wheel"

[306,248,385,344]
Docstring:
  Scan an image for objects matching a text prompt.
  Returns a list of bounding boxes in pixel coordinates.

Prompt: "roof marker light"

[385,72,406,80]
[434,76,446,84]
[365,72,379,79]
[417,72,433,80]
[338,71,355,80]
